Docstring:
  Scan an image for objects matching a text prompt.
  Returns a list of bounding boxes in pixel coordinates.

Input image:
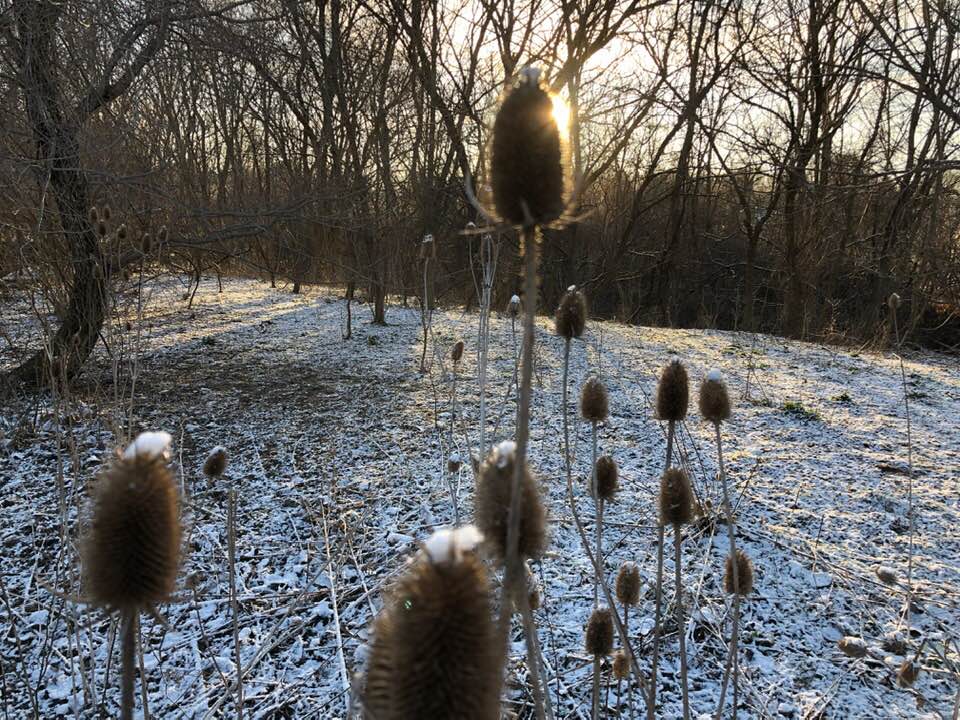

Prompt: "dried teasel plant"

[581,375,609,607]
[650,359,689,717]
[615,561,640,712]
[723,549,754,596]
[82,431,181,720]
[364,526,502,719]
[203,445,228,479]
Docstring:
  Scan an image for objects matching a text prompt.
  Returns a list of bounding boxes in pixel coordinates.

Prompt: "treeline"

[1,0,959,383]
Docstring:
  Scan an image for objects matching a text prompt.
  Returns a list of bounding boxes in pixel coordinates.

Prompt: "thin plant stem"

[714,422,741,720]
[892,312,915,628]
[120,609,136,720]
[562,341,650,713]
[228,488,243,719]
[626,605,632,716]
[593,655,602,720]
[518,584,555,720]
[498,226,546,720]
[592,421,600,608]
[137,622,150,720]
[674,526,690,720]
[649,421,675,719]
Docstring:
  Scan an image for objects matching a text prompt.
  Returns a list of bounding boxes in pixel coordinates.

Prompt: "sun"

[551,94,571,138]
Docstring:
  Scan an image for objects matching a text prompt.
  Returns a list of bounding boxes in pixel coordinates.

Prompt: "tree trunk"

[372,280,386,325]
[7,0,106,388]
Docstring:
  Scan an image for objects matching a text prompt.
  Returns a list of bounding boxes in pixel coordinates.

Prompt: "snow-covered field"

[1,276,958,719]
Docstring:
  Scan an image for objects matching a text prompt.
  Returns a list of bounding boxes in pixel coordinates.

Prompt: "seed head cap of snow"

[83,432,181,611]
[474,441,547,564]
[364,526,501,718]
[203,446,228,478]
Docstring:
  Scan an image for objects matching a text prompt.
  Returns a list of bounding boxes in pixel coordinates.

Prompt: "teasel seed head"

[474,440,547,564]
[89,207,99,224]
[699,369,731,424]
[897,659,919,687]
[615,562,641,606]
[580,375,609,423]
[585,606,614,657]
[512,561,541,612]
[451,340,464,365]
[613,650,631,680]
[888,292,901,311]
[203,446,228,478]
[876,565,898,586]
[490,66,568,227]
[656,359,689,422]
[723,549,754,595]
[82,432,181,612]
[141,232,152,254]
[659,467,693,527]
[594,455,618,502]
[419,233,437,260]
[98,221,108,237]
[555,286,587,339]
[364,525,502,720]
[447,452,462,474]
[157,226,168,245]
[102,205,112,221]
[508,294,521,318]
[838,636,868,659]
[116,223,127,242]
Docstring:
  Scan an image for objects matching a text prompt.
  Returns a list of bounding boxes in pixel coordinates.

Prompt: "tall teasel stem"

[674,524,690,720]
[593,422,600,607]
[120,609,136,720]
[713,420,741,718]
[499,226,546,720]
[477,232,498,456]
[649,420,673,717]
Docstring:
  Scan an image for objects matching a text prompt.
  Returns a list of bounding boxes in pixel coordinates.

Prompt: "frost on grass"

[1,276,958,719]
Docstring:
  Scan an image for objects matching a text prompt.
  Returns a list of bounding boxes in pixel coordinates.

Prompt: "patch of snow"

[423,525,483,564]
[122,431,172,460]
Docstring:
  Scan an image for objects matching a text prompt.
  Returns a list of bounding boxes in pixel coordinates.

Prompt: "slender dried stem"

[498,226,546,720]
[649,421,675,718]
[674,526,690,720]
[714,423,741,720]
[592,420,601,607]
[229,488,244,719]
[120,609,136,720]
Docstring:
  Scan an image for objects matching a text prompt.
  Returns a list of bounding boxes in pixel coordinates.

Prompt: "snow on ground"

[1,275,958,719]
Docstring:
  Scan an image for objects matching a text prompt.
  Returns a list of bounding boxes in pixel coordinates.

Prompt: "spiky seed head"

[876,565,898,585]
[364,526,502,720]
[82,433,181,611]
[513,562,541,612]
[141,232,152,254]
[419,233,437,260]
[612,650,631,680]
[897,659,919,687]
[89,207,99,224]
[508,294,521,318]
[102,205,112,221]
[699,370,731,424]
[723,549,754,595]
[451,340,464,364]
[656,360,689,422]
[203,446,228,478]
[838,636,868,658]
[490,67,568,227]
[616,562,641,606]
[888,293,901,311]
[882,632,907,655]
[116,223,127,241]
[158,226,168,244]
[659,467,693,526]
[580,376,609,423]
[555,287,587,339]
[594,455,618,502]
[474,441,547,564]
[585,606,614,656]
[98,221,108,237]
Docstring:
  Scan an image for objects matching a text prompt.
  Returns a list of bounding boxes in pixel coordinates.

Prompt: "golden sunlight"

[551,93,571,138]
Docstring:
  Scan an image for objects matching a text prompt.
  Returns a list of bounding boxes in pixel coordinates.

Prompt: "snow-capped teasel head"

[422,234,434,244]
[519,65,541,85]
[699,369,731,424]
[123,431,173,461]
[465,221,476,231]
[555,286,587,339]
[491,440,516,469]
[567,284,577,292]
[508,294,521,318]
[423,525,483,565]
[707,368,723,382]
[510,294,521,305]
[203,446,228,478]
